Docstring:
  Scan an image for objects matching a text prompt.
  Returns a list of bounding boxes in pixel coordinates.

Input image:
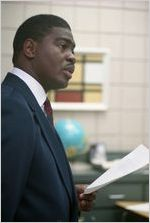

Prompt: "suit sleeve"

[1,96,36,221]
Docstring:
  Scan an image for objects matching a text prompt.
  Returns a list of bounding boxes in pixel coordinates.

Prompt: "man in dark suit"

[1,14,95,222]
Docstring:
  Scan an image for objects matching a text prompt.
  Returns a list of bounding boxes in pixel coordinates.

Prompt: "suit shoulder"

[2,83,34,116]
[2,83,26,104]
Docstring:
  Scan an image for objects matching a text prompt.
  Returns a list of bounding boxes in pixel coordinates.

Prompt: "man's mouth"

[63,64,75,79]
[64,64,75,74]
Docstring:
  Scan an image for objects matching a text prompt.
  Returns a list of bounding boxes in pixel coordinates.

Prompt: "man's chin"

[52,81,69,90]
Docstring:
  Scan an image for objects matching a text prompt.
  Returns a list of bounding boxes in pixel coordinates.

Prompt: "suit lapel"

[34,109,74,202]
[3,73,74,202]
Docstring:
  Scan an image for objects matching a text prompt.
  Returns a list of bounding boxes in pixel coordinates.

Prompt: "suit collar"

[11,68,46,108]
[3,73,42,113]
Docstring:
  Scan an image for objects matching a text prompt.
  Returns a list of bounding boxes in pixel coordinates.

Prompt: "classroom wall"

[1,0,149,152]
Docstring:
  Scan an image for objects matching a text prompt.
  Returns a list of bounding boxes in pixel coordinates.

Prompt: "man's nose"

[67,51,76,64]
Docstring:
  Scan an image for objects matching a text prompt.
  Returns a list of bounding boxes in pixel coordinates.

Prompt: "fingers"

[75,184,87,194]
[79,192,96,212]
[75,184,97,212]
[79,192,96,201]
[80,199,93,212]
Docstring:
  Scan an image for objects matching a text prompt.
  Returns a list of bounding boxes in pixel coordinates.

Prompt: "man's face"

[32,27,76,92]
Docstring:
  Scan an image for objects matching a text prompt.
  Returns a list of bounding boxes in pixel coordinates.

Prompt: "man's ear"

[23,38,38,58]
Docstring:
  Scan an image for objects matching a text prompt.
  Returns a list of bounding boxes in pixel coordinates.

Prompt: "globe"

[55,119,87,159]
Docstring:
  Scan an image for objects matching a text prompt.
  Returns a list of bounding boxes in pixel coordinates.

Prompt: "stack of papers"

[84,144,149,194]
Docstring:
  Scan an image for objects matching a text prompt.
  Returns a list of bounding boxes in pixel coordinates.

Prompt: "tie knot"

[44,98,53,116]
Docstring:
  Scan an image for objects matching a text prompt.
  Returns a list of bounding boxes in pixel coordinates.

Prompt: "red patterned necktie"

[44,98,53,125]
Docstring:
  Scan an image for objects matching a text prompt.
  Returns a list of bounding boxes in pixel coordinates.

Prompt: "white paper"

[127,203,149,213]
[84,144,149,194]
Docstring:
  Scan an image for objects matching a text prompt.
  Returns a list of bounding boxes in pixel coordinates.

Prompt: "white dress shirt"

[11,67,47,112]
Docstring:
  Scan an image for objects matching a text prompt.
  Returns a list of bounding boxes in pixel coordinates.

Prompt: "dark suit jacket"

[1,73,79,222]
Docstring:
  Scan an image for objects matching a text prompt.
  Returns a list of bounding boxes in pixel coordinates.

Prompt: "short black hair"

[12,14,71,64]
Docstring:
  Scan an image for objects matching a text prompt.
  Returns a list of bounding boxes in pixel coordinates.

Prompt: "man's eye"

[59,42,66,49]
[58,41,75,54]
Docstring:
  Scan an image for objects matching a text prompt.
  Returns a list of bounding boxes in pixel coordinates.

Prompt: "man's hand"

[75,184,96,212]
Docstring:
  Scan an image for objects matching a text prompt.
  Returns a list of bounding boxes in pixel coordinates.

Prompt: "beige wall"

[1,0,149,152]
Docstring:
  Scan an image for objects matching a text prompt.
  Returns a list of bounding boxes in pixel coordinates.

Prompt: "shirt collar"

[11,67,47,107]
